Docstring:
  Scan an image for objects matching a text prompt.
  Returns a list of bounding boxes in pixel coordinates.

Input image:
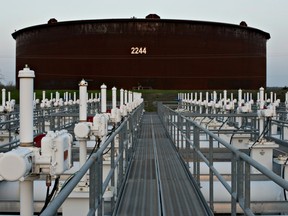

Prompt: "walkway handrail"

[41,103,144,216]
[0,102,99,151]
[158,102,288,215]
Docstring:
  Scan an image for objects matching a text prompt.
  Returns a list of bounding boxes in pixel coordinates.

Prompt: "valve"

[91,113,109,139]
[74,122,92,139]
[0,147,33,181]
[36,130,72,176]
[0,130,73,181]
[110,108,122,123]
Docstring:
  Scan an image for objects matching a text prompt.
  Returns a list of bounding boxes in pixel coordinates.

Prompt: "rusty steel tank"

[12,15,270,90]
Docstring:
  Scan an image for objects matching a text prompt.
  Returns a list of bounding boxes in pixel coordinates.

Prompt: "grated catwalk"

[115,113,212,216]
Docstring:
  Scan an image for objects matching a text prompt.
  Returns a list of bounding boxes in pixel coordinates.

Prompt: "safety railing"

[0,102,99,152]
[158,102,288,215]
[41,102,144,216]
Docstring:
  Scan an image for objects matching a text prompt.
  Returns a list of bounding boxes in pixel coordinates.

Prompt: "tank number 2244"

[131,47,147,54]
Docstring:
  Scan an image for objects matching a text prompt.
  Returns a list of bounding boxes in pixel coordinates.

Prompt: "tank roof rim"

[11,18,270,40]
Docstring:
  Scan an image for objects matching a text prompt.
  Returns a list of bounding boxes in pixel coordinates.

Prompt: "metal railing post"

[179,116,185,149]
[244,161,251,213]
[89,159,97,215]
[111,138,115,212]
[97,156,103,216]
[237,159,244,208]
[186,119,190,149]
[118,127,124,191]
[177,112,180,149]
[231,153,237,216]
[209,135,214,212]
[158,103,288,215]
[193,126,200,185]
[172,112,175,143]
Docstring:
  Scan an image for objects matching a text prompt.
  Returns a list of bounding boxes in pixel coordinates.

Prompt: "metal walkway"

[115,113,213,216]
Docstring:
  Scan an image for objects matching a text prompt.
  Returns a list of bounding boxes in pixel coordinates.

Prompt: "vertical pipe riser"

[2,89,6,107]
[112,87,117,109]
[18,65,35,216]
[19,66,35,145]
[101,84,107,113]
[79,79,88,121]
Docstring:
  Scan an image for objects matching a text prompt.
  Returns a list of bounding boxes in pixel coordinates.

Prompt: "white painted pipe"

[188,161,284,202]
[270,91,273,103]
[101,83,107,113]
[50,92,53,101]
[194,92,197,111]
[237,89,243,127]
[78,80,89,184]
[20,180,34,216]
[0,175,283,203]
[42,90,46,102]
[223,90,227,106]
[56,91,60,101]
[74,92,77,102]
[2,88,6,107]
[199,92,203,113]
[18,65,35,216]
[259,87,265,138]
[205,92,209,114]
[124,90,128,105]
[65,92,69,102]
[212,91,217,114]
[112,87,117,109]
[79,140,87,171]
[18,65,35,145]
[133,92,138,102]
[213,91,217,103]
[259,87,264,109]
[200,180,282,202]
[129,91,132,103]
[0,181,56,201]
[120,89,124,107]
[79,79,88,121]
[33,92,36,101]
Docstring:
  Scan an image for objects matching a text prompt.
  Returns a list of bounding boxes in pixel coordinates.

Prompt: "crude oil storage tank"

[12,15,270,90]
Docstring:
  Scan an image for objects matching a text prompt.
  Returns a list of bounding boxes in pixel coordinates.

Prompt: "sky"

[0,0,288,87]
